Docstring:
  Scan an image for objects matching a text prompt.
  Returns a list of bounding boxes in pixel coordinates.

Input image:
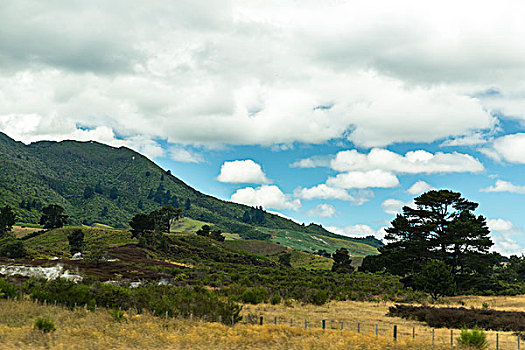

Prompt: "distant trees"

[210,229,225,242]
[0,240,26,258]
[241,207,266,225]
[331,248,353,273]
[361,190,496,294]
[0,205,16,237]
[39,205,68,229]
[83,186,94,199]
[196,225,211,237]
[278,252,292,267]
[129,205,182,248]
[67,229,85,254]
[109,186,119,200]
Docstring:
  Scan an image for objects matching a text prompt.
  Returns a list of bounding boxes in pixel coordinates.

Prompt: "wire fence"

[242,315,522,350]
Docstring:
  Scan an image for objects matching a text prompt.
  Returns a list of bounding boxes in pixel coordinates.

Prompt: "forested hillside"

[0,133,380,249]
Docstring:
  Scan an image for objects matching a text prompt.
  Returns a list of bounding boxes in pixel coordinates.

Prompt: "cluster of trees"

[361,190,499,297]
[241,207,266,225]
[196,225,225,242]
[129,205,182,248]
[146,183,191,210]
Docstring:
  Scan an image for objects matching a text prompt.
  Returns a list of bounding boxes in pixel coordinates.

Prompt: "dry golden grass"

[2,296,524,349]
[0,298,454,350]
[242,298,523,350]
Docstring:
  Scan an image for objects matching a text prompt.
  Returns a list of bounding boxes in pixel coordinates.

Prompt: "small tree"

[414,260,455,300]
[0,206,16,237]
[39,204,68,229]
[331,248,353,273]
[210,229,225,242]
[67,229,85,254]
[196,225,210,237]
[0,240,26,258]
[278,252,292,267]
[83,186,94,200]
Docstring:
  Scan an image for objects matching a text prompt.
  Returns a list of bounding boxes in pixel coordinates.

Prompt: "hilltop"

[0,132,380,255]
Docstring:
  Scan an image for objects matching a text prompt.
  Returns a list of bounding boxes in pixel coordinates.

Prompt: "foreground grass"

[0,299,452,350]
[243,299,521,349]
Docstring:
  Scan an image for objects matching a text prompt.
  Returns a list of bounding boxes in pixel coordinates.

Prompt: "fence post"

[304,319,307,330]
[218,315,222,324]
[165,311,168,320]
[496,333,499,350]
[357,322,360,333]
[204,315,207,323]
[259,316,263,326]
[518,334,520,350]
[290,318,293,327]
[274,316,277,325]
[450,330,453,346]
[393,325,397,341]
[232,316,234,326]
[340,321,343,334]
[412,327,415,340]
[375,324,378,336]
[432,329,435,345]
[322,320,326,330]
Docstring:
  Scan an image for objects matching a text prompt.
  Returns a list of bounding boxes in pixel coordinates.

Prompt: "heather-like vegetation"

[388,304,525,332]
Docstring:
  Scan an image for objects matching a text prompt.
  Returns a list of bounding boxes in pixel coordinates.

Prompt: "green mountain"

[0,132,380,254]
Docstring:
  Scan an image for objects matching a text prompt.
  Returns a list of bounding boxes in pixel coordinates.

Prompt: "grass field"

[261,228,379,257]
[0,298,453,350]
[242,298,523,349]
[170,217,211,233]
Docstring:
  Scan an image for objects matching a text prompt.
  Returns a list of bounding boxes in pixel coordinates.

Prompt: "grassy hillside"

[0,132,380,255]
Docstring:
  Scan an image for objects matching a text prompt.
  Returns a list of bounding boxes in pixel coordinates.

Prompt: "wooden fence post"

[259,316,263,326]
[432,329,434,345]
[322,320,325,330]
[450,330,453,346]
[393,325,397,341]
[357,322,360,333]
[375,324,378,337]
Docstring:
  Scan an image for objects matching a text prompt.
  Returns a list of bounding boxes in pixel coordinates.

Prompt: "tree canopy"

[0,205,16,237]
[39,204,68,229]
[361,190,497,293]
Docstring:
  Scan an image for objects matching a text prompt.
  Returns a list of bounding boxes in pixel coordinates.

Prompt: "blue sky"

[2,0,525,255]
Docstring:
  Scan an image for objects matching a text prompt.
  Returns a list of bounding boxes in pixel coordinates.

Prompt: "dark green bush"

[0,240,26,258]
[240,287,268,304]
[34,317,55,333]
[457,327,488,349]
[0,278,18,299]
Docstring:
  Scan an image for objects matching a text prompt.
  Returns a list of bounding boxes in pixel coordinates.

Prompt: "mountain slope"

[0,132,380,252]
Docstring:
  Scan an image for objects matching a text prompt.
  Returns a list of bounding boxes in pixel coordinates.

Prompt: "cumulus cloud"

[168,146,204,163]
[307,204,337,218]
[481,180,525,194]
[217,160,270,184]
[407,181,433,195]
[0,1,509,150]
[487,218,525,256]
[330,149,484,174]
[487,218,514,232]
[381,199,406,215]
[294,184,373,204]
[326,224,386,240]
[326,170,399,189]
[230,185,301,211]
[486,133,525,164]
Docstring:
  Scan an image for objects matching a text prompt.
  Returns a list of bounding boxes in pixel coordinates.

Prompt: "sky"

[2,0,525,256]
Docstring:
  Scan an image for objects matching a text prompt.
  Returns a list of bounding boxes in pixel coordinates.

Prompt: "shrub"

[109,308,127,322]
[457,327,488,349]
[0,279,18,299]
[0,240,26,258]
[34,317,56,333]
[270,294,281,305]
[240,288,268,304]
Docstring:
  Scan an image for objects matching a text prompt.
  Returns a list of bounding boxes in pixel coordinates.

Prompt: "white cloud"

[294,184,372,204]
[330,149,484,174]
[307,204,337,218]
[381,199,407,215]
[487,218,514,232]
[230,185,301,211]
[0,1,509,150]
[326,170,399,189]
[441,133,489,147]
[217,160,270,184]
[407,181,433,195]
[168,146,204,163]
[481,180,525,194]
[489,133,525,164]
[487,218,525,256]
[326,224,386,240]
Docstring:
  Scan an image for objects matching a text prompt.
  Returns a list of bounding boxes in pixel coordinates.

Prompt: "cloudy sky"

[2,0,525,255]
